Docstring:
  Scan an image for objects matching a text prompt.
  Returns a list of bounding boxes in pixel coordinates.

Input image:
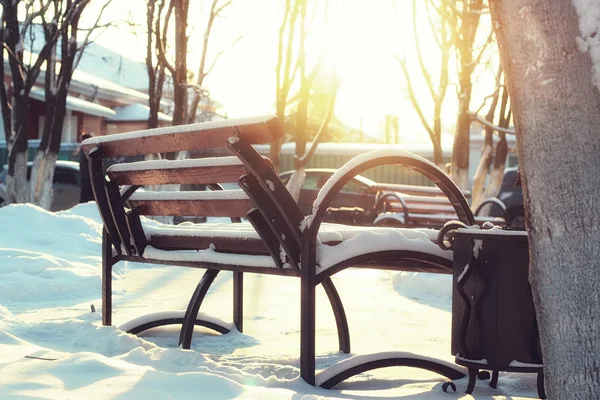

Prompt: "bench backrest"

[82,115,305,269]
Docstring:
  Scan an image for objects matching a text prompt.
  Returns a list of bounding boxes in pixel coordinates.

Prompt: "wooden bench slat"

[401,196,455,205]
[128,190,252,217]
[82,115,283,157]
[128,198,253,217]
[375,212,505,228]
[108,165,248,185]
[386,202,457,214]
[402,213,504,224]
[371,183,472,198]
[106,157,251,185]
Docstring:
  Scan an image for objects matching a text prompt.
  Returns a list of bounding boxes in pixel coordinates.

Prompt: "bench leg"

[322,277,350,354]
[300,275,316,386]
[102,229,114,326]
[465,367,478,394]
[179,269,220,349]
[537,372,546,399]
[233,271,243,332]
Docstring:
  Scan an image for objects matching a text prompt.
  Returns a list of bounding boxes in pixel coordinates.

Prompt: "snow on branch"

[469,113,516,135]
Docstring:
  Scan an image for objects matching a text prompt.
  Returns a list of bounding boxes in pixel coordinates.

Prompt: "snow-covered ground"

[0,203,539,399]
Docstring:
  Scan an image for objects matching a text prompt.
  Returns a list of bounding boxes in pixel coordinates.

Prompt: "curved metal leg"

[319,356,466,389]
[466,367,478,394]
[179,269,220,349]
[322,277,350,354]
[125,314,229,336]
[489,370,499,389]
[537,372,546,399]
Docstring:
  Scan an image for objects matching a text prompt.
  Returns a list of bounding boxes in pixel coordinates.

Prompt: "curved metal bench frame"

[300,153,474,386]
[474,196,507,219]
[319,355,466,389]
[373,192,410,225]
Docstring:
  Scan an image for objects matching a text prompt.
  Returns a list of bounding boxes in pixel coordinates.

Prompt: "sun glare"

[90,0,473,144]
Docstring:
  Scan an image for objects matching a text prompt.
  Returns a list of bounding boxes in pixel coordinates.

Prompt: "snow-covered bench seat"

[142,220,449,273]
[82,115,475,389]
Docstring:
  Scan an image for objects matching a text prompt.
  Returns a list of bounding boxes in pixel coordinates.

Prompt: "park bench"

[371,183,507,229]
[82,115,477,389]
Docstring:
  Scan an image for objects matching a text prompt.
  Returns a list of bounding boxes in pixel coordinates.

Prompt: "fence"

[2,140,511,187]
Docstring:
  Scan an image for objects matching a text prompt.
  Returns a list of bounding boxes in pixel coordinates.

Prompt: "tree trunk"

[470,141,493,209]
[5,148,28,204]
[286,166,305,202]
[451,90,472,191]
[480,134,508,201]
[491,1,600,398]
[30,151,58,209]
[171,0,188,126]
[2,2,29,204]
[6,95,29,203]
[269,97,287,172]
[432,105,444,167]
[31,42,57,209]
[32,10,81,210]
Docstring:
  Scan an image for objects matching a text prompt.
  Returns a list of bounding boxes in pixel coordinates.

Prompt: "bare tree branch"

[204,35,241,77]
[73,0,112,71]
[1,42,26,80]
[475,65,503,114]
[213,0,232,16]
[413,0,436,100]
[187,0,237,123]
[155,0,176,76]
[397,58,436,142]
[298,78,339,164]
[424,0,442,48]
[472,29,494,69]
[469,112,516,134]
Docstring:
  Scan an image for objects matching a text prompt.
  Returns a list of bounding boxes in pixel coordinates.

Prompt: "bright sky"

[86,0,496,145]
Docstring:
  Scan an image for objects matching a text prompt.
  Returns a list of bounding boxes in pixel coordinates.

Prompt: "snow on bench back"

[81,115,283,157]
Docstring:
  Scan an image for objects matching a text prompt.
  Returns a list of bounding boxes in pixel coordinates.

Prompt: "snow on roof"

[76,41,152,92]
[107,103,172,122]
[28,87,116,118]
[3,51,151,107]
[70,68,149,104]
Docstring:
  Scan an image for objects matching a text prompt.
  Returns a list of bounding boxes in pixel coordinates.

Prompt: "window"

[340,179,367,194]
[53,168,79,186]
[38,114,78,143]
[302,174,321,190]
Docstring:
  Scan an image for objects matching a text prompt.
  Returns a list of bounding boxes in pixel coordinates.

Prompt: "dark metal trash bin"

[449,226,545,398]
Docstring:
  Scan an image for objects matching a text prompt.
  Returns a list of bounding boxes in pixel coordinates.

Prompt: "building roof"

[3,53,154,108]
[29,87,116,118]
[107,103,172,122]
[75,42,151,92]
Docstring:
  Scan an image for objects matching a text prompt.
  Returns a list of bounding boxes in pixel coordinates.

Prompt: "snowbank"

[0,202,539,399]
